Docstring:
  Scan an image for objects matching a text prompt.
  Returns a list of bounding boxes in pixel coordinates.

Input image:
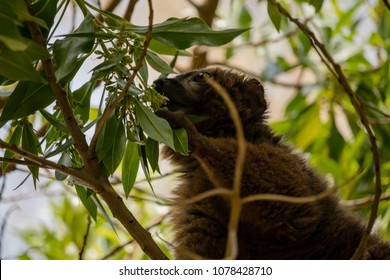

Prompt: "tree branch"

[124,0,140,21]
[268,0,382,260]
[0,139,93,186]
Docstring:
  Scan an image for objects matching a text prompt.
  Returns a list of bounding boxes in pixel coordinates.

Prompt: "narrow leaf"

[40,110,68,132]
[146,51,174,74]
[75,185,98,221]
[173,128,188,155]
[267,1,282,32]
[145,138,160,173]
[22,121,40,187]
[122,141,140,197]
[96,112,126,174]
[126,17,248,49]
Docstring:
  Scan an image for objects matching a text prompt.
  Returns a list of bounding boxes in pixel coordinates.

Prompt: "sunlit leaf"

[267,1,282,32]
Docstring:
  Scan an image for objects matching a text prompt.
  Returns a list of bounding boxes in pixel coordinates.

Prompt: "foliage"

[0,0,389,259]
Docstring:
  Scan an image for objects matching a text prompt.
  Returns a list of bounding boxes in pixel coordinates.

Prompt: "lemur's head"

[154,68,267,139]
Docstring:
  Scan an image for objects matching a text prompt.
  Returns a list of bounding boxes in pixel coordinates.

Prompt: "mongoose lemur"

[154,67,390,259]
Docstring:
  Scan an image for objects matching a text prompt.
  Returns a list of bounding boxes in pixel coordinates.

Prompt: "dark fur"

[154,68,390,259]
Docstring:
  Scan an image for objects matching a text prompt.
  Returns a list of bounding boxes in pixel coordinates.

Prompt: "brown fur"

[154,68,390,259]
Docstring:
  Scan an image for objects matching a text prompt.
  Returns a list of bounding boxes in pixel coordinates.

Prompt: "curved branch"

[268,0,382,260]
[241,187,337,205]
[205,77,247,260]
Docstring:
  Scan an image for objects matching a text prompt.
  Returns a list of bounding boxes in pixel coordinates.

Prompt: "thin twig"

[176,188,232,205]
[205,77,247,260]
[78,215,91,260]
[0,205,20,259]
[0,157,44,168]
[341,191,390,207]
[268,0,382,260]
[242,187,337,205]
[89,0,154,155]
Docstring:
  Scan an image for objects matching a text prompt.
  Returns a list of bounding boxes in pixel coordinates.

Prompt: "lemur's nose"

[154,78,166,93]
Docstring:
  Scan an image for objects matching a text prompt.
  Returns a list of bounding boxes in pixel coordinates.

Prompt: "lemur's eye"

[192,71,212,82]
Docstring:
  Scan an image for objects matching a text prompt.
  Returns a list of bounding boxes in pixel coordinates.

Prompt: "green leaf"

[0,17,29,51]
[22,121,40,187]
[148,39,191,56]
[2,125,23,173]
[146,50,174,74]
[173,128,188,155]
[40,110,68,132]
[96,111,126,174]
[75,185,97,221]
[122,141,140,197]
[53,13,95,84]
[0,46,46,83]
[267,1,282,32]
[128,17,248,49]
[145,138,160,173]
[0,82,55,127]
[134,100,175,149]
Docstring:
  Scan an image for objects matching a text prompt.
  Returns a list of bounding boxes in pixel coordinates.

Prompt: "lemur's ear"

[241,78,267,118]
